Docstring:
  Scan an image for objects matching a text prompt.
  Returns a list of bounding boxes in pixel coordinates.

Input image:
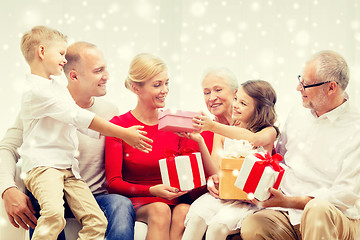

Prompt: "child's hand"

[207,174,220,199]
[123,125,153,153]
[193,112,213,132]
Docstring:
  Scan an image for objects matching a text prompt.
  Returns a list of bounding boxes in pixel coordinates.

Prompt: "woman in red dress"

[105,53,191,240]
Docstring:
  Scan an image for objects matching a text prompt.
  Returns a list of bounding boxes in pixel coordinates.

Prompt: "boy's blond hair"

[21,25,67,64]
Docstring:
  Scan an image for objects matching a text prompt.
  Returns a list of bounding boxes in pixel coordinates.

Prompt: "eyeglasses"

[297,75,332,90]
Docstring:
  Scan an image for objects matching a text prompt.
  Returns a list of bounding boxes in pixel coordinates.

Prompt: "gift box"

[218,139,258,200]
[158,109,200,132]
[219,157,248,200]
[234,152,284,201]
[159,152,206,191]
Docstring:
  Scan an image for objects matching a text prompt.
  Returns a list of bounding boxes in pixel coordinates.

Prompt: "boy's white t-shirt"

[19,74,97,178]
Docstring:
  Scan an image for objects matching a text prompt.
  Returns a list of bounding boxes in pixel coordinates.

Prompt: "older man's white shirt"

[276,99,360,225]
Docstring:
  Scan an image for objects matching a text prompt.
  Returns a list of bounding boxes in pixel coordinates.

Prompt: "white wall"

[0,0,360,235]
[1,0,360,138]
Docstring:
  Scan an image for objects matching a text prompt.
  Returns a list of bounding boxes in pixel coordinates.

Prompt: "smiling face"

[42,40,67,77]
[76,47,109,97]
[297,61,328,115]
[202,74,235,120]
[137,70,169,109]
[232,86,256,125]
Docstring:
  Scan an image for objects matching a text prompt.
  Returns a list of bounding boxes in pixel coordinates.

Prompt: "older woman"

[202,68,238,124]
[199,68,239,153]
[184,68,239,202]
[105,53,193,240]
[182,68,240,240]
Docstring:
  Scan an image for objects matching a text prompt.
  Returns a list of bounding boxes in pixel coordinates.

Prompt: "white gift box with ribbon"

[234,153,285,201]
[159,152,206,191]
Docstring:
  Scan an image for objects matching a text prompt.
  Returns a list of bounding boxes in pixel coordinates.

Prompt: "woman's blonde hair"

[20,25,67,64]
[241,80,279,136]
[125,53,167,90]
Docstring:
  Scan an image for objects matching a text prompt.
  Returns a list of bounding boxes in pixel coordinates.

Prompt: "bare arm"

[89,115,153,153]
[194,114,277,149]
[195,135,218,176]
[210,133,224,168]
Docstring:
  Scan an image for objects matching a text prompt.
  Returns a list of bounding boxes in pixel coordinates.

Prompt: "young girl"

[182,80,279,240]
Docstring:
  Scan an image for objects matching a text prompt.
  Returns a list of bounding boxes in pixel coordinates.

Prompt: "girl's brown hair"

[241,80,279,136]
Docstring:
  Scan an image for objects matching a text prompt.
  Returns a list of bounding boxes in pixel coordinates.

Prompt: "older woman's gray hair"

[201,67,239,92]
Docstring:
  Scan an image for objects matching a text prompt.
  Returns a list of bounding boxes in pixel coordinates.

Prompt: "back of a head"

[309,50,349,91]
[242,80,277,108]
[125,53,167,90]
[21,25,67,64]
[64,41,97,75]
[241,80,278,133]
[202,67,239,92]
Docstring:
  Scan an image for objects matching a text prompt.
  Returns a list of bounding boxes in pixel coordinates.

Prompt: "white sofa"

[0,163,148,240]
[0,164,239,240]
[0,197,148,240]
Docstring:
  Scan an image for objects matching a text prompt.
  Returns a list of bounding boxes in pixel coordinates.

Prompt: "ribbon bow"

[161,147,202,190]
[163,147,196,158]
[242,152,284,193]
[253,152,283,172]
[222,139,256,158]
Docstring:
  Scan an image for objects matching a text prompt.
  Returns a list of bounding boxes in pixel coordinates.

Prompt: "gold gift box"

[219,157,249,200]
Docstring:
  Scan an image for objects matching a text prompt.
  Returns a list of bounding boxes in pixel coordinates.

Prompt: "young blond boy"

[19,26,152,240]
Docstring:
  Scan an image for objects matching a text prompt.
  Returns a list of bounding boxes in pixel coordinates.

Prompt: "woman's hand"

[149,184,187,200]
[175,131,203,143]
[207,174,220,199]
[193,113,214,132]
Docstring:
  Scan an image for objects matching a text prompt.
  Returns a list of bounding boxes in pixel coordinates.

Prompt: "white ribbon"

[221,139,258,158]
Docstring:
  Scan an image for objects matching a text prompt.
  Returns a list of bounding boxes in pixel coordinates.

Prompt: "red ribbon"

[188,153,202,188]
[179,148,202,188]
[242,152,284,194]
[166,156,181,189]
[164,148,202,190]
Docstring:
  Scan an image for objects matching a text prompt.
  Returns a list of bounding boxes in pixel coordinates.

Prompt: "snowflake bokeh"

[0,2,360,236]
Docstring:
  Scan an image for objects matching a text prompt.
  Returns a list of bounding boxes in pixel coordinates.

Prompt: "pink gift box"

[159,152,206,191]
[158,109,200,132]
[234,152,284,201]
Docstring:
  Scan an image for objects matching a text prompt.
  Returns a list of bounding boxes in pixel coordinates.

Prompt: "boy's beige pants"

[241,199,359,240]
[24,167,107,240]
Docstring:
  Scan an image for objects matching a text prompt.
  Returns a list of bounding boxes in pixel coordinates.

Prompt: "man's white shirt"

[276,99,360,224]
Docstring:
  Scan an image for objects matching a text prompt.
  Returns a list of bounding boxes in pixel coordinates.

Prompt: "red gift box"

[159,151,206,191]
[158,109,200,132]
[234,152,284,201]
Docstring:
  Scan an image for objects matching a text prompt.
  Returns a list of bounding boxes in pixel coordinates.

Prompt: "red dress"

[105,111,197,210]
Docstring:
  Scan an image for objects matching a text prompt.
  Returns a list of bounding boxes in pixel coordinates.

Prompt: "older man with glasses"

[240,50,360,240]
